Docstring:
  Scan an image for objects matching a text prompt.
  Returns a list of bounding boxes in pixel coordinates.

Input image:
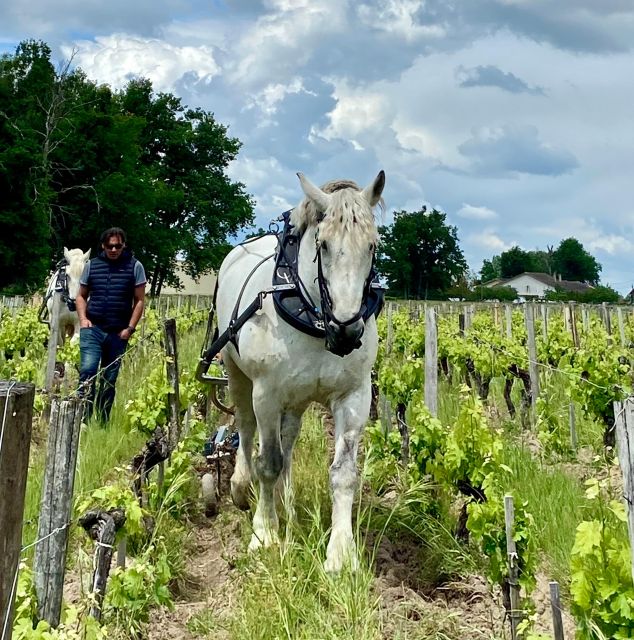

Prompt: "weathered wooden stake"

[0,382,34,640]
[117,537,126,569]
[79,509,126,621]
[504,495,523,640]
[505,304,513,339]
[602,302,612,337]
[617,307,626,348]
[569,403,577,451]
[34,396,84,628]
[163,318,181,451]
[425,305,438,417]
[614,396,634,583]
[568,302,579,349]
[524,303,539,414]
[549,581,565,640]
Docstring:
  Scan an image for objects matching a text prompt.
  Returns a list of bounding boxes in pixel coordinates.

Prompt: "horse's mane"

[291,179,380,247]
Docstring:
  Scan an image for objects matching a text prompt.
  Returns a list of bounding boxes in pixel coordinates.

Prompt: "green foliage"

[0,306,48,380]
[499,246,541,278]
[377,206,467,299]
[105,541,174,637]
[467,475,537,593]
[570,479,634,639]
[13,564,107,639]
[76,481,147,544]
[544,285,621,304]
[124,358,172,435]
[470,285,518,302]
[0,40,254,294]
[552,237,601,285]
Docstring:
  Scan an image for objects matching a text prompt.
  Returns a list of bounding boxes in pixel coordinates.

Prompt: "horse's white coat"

[216,172,384,572]
[46,247,90,346]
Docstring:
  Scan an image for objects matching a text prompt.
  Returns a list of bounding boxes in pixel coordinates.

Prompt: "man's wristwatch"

[127,326,136,334]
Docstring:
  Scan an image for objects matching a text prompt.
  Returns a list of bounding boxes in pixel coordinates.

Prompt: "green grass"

[21,322,207,552]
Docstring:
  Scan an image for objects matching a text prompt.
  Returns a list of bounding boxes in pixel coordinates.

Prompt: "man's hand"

[80,318,92,328]
[119,327,134,340]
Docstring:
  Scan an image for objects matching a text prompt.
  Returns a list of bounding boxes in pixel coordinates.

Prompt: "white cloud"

[456,203,498,220]
[65,34,219,92]
[357,0,446,41]
[467,230,511,252]
[245,77,316,119]
[311,79,393,142]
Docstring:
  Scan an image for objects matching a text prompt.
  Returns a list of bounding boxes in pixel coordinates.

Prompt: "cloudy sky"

[2,0,634,291]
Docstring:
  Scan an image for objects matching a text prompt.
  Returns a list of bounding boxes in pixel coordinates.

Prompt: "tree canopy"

[0,40,254,294]
[377,207,467,299]
[551,237,601,285]
[479,239,601,285]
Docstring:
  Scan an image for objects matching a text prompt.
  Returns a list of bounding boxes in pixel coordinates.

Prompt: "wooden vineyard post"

[549,581,565,640]
[44,291,61,392]
[582,305,589,334]
[617,307,626,348]
[569,402,577,452]
[505,304,513,339]
[163,318,180,451]
[614,396,634,583]
[0,382,34,640]
[380,303,394,434]
[541,304,548,340]
[568,302,579,349]
[504,495,523,640]
[425,305,438,417]
[79,509,126,621]
[602,302,612,338]
[34,397,84,627]
[524,303,539,414]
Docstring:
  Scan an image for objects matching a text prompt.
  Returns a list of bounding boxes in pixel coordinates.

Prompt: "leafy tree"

[480,256,501,282]
[552,238,601,285]
[499,246,540,278]
[544,285,619,304]
[0,41,254,294]
[377,207,467,299]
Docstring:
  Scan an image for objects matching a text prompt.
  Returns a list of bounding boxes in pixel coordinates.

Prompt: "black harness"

[272,210,384,338]
[38,258,78,324]
[196,211,384,379]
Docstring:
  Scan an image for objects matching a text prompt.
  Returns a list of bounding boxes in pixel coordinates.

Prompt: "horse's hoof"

[324,535,358,573]
[248,529,279,552]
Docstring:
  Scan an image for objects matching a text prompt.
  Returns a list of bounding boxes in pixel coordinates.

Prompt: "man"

[76,227,146,422]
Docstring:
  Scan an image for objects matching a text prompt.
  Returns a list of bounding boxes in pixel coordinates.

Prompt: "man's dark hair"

[100,227,127,245]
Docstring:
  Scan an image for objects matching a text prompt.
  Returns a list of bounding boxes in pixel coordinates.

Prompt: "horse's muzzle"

[325,318,365,357]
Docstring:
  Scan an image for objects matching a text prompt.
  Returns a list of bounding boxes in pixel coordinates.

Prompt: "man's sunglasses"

[105,243,123,250]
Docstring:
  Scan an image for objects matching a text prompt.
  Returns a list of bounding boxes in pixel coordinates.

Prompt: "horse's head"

[63,247,91,301]
[295,171,385,356]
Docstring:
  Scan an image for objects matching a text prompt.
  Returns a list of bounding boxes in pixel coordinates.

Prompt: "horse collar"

[271,210,384,346]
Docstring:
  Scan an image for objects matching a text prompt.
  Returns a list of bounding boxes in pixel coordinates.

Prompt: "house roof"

[488,272,593,293]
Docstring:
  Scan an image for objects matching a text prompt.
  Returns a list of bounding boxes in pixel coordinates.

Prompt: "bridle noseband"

[314,224,379,356]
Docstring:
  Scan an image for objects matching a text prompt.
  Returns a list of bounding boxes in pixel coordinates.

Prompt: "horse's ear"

[297,172,331,212]
[362,170,385,207]
[83,249,91,261]
[63,247,71,262]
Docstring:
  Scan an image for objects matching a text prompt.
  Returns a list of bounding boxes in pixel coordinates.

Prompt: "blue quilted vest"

[86,250,137,332]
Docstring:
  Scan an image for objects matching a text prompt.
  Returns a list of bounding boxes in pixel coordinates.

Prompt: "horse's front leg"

[250,383,283,551]
[326,382,371,573]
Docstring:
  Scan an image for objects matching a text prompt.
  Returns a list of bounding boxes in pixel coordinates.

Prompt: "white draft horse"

[44,247,91,346]
[216,171,385,572]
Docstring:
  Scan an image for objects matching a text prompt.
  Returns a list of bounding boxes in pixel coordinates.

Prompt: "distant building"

[159,265,217,296]
[483,272,593,301]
